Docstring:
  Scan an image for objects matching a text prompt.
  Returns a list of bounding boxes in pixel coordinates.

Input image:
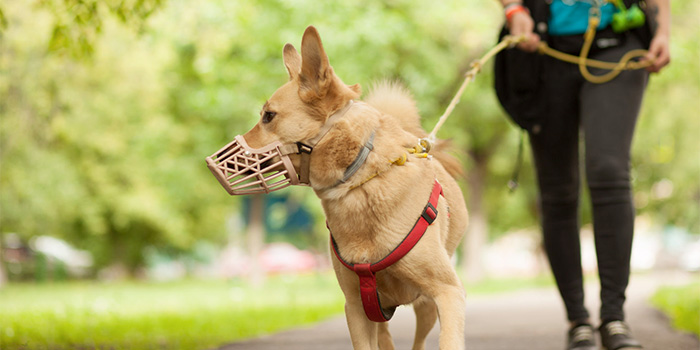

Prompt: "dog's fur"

[242,26,468,350]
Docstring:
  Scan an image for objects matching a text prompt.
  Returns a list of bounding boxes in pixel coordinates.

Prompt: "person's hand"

[507,10,541,52]
[644,32,670,73]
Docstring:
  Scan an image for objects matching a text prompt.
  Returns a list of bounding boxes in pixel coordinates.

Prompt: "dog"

[217,26,469,350]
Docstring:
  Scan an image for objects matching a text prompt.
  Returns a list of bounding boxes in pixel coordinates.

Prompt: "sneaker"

[599,320,643,350]
[567,323,597,350]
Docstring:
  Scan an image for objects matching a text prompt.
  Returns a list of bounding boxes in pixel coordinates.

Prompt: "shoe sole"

[602,347,643,350]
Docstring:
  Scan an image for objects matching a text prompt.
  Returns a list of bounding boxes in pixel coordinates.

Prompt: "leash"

[426,36,521,143]
[572,0,651,83]
[573,14,651,83]
[425,29,653,144]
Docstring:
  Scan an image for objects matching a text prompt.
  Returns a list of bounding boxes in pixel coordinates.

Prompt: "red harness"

[329,180,443,322]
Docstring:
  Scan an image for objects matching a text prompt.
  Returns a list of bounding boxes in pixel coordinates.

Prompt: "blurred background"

[0,0,698,349]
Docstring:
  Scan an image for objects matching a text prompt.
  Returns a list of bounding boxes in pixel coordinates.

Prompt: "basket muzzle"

[206,100,356,195]
[206,135,301,195]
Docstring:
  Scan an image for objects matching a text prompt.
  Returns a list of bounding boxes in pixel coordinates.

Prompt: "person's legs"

[530,56,590,323]
[580,35,648,324]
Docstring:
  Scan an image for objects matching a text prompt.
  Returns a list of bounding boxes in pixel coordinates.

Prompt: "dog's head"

[243,26,361,148]
[206,26,362,195]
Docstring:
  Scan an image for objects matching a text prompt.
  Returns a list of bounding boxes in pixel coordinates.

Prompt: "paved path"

[218,272,699,350]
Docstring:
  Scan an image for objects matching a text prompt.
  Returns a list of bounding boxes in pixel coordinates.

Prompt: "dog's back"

[364,81,464,179]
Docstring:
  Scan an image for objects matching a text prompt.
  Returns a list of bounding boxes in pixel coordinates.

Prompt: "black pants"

[529,33,648,323]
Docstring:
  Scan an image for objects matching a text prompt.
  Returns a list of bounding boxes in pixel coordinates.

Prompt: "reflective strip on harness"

[329,180,443,322]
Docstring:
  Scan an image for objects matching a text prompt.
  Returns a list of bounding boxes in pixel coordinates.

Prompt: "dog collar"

[328,131,375,188]
[291,100,356,185]
[329,180,443,322]
[293,101,376,189]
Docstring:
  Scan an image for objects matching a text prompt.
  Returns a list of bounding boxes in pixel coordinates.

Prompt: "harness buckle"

[422,202,438,224]
[297,142,313,154]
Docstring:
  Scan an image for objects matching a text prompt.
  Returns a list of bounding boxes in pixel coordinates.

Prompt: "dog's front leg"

[377,322,395,350]
[344,298,379,350]
[432,282,466,350]
[411,295,438,350]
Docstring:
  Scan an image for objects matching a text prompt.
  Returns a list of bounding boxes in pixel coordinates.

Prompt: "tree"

[0,237,6,287]
[0,0,222,275]
[1,0,697,279]
[247,195,266,286]
[2,0,163,57]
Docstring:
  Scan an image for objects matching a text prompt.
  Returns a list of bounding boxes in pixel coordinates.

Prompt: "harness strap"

[354,263,396,322]
[329,180,443,322]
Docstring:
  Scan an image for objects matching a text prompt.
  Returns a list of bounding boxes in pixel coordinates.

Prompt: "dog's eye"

[262,111,277,124]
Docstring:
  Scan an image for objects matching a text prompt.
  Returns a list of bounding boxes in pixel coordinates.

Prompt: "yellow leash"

[427,36,521,142]
[538,39,650,72]
[426,29,653,142]
[572,16,651,83]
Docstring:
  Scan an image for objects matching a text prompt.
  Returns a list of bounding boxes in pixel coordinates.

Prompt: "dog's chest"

[376,270,421,306]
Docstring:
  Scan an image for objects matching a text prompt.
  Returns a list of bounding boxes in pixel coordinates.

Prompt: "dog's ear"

[299,26,332,102]
[348,83,362,95]
[283,44,301,80]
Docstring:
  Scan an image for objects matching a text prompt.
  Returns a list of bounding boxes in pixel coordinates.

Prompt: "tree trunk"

[462,158,489,283]
[0,236,6,288]
[247,194,266,287]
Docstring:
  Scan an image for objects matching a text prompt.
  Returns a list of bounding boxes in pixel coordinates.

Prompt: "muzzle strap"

[278,143,303,156]
[297,142,314,185]
[295,100,355,185]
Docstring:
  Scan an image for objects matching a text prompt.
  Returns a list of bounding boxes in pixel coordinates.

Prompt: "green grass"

[0,274,345,350]
[0,272,556,350]
[651,281,700,337]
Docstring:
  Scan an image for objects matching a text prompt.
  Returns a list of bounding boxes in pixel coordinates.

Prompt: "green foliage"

[32,0,164,57]
[0,6,7,30]
[1,0,698,275]
[632,0,700,233]
[0,274,345,349]
[651,281,700,336]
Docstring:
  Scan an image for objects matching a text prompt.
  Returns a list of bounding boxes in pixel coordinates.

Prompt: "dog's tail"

[364,81,425,137]
[364,81,464,179]
[430,139,464,179]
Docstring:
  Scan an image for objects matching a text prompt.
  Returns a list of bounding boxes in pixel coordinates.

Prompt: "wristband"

[503,2,522,12]
[505,4,529,22]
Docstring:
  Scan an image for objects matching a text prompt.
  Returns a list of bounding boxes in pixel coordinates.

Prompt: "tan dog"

[239,26,468,350]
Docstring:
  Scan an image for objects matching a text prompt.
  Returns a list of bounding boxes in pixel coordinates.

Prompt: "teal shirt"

[549,0,617,36]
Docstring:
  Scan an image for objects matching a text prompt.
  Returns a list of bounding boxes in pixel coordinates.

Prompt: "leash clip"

[418,138,432,153]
